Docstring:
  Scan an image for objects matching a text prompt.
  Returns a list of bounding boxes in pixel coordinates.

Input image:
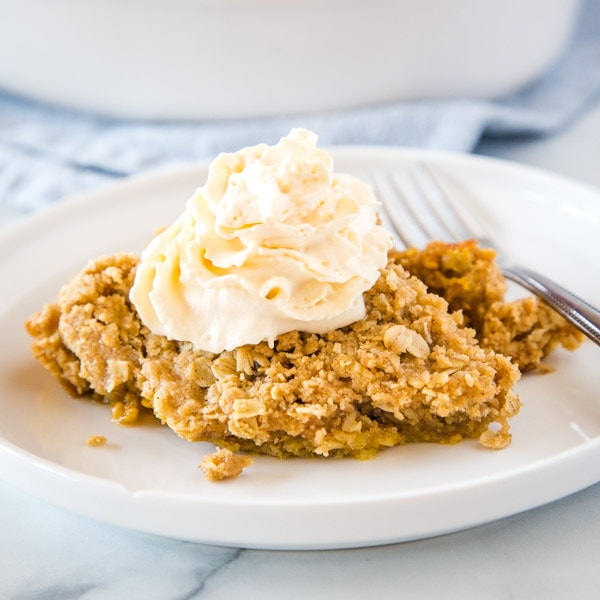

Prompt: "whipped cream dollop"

[130,128,392,353]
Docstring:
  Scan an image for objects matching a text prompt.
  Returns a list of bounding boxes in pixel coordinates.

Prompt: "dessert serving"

[25,129,585,481]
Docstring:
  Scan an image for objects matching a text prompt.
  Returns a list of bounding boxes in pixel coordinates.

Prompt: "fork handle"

[502,266,600,347]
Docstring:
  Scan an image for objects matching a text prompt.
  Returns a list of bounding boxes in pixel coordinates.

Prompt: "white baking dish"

[0,0,582,120]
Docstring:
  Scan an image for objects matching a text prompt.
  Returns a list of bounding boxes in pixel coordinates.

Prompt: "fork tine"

[388,175,442,243]
[419,162,489,241]
[372,164,493,251]
[370,175,416,248]
[371,171,463,249]
[370,175,414,248]
[412,165,468,243]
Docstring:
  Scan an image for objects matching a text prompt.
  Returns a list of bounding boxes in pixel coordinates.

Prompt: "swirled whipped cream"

[130,128,392,353]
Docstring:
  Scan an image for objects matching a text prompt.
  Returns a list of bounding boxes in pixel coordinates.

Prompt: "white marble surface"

[2,102,600,599]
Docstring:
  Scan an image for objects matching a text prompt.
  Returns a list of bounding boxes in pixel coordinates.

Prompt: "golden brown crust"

[25,302,92,397]
[26,253,150,424]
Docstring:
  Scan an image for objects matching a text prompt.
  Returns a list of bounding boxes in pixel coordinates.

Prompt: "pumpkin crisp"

[25,241,585,477]
[26,243,529,463]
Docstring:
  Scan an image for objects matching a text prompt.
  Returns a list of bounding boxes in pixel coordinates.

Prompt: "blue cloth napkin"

[1,0,600,217]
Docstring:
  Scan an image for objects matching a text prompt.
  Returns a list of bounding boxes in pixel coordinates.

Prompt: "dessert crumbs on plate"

[25,241,584,480]
[86,434,107,447]
[200,448,253,482]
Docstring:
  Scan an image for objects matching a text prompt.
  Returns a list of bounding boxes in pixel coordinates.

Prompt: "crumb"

[200,448,253,482]
[86,434,107,447]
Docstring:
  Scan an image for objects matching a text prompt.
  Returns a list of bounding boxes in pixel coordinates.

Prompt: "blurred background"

[0,0,599,223]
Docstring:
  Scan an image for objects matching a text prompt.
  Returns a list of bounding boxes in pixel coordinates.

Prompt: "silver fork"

[372,164,600,347]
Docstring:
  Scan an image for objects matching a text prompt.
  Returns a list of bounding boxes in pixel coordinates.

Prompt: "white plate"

[1,148,599,550]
